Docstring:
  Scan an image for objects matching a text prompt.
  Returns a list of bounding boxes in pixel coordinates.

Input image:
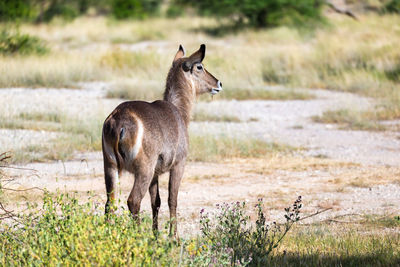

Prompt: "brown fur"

[102,44,221,236]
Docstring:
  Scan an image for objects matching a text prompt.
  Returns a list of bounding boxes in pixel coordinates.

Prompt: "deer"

[101,44,222,236]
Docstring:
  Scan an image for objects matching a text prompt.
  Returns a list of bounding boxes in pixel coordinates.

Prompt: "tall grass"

[0,53,106,88]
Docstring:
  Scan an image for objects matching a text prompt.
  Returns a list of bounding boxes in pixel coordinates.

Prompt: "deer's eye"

[197,65,203,70]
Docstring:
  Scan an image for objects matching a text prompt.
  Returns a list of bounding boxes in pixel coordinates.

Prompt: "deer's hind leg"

[149,176,161,231]
[104,165,120,215]
[127,165,154,220]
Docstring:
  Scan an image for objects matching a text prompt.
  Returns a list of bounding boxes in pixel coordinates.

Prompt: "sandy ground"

[1,83,400,236]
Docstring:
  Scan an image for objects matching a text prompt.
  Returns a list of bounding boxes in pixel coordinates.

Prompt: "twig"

[2,186,46,192]
[326,0,358,20]
[0,165,38,172]
[298,208,332,222]
[0,152,11,162]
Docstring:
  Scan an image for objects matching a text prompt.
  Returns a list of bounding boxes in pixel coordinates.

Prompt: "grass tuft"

[218,87,314,101]
[312,109,386,131]
[189,135,293,162]
[192,111,242,123]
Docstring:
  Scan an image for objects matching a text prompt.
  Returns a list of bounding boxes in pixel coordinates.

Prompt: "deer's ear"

[188,44,206,64]
[173,44,186,62]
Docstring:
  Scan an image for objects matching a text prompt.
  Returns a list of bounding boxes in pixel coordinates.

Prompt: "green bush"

[166,4,184,18]
[383,0,400,13]
[0,193,180,265]
[111,0,162,19]
[0,0,109,23]
[0,0,32,21]
[195,197,302,266]
[174,0,325,28]
[0,30,48,55]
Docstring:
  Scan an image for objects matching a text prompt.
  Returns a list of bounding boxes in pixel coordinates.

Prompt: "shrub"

[383,0,400,13]
[0,30,48,55]
[190,197,302,266]
[166,4,184,18]
[111,0,162,19]
[0,0,32,21]
[0,192,180,265]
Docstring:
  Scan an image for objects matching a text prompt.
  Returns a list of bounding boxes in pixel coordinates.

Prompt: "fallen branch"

[298,208,333,222]
[1,186,46,192]
[326,0,358,20]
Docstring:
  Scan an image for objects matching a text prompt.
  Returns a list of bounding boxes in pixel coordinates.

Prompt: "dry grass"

[312,109,387,131]
[106,79,164,101]
[0,52,106,88]
[0,111,104,163]
[218,87,315,101]
[191,111,242,123]
[188,135,294,162]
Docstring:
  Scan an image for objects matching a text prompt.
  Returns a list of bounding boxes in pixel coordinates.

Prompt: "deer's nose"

[218,81,222,89]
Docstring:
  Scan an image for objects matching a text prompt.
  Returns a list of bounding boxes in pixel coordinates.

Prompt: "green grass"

[0,30,48,56]
[275,224,400,266]
[312,109,386,131]
[189,135,293,162]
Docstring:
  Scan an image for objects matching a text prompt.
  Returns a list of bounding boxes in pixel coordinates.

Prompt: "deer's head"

[173,44,222,96]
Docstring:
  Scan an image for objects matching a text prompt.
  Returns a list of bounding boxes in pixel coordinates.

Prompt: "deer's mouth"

[210,81,222,95]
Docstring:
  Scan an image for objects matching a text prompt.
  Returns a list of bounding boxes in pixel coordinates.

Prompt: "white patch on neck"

[190,77,196,96]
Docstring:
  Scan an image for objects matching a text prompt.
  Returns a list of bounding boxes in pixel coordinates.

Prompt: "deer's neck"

[163,77,195,127]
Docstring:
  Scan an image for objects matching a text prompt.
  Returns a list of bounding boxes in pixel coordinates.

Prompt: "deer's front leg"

[168,160,185,237]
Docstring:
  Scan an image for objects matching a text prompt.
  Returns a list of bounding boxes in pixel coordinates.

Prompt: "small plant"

[196,197,302,266]
[0,30,48,55]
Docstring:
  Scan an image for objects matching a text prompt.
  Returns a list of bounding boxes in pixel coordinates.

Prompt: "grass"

[312,109,387,131]
[0,52,105,88]
[276,224,400,266]
[218,87,314,101]
[106,79,164,101]
[192,111,242,123]
[0,111,103,163]
[189,135,293,162]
